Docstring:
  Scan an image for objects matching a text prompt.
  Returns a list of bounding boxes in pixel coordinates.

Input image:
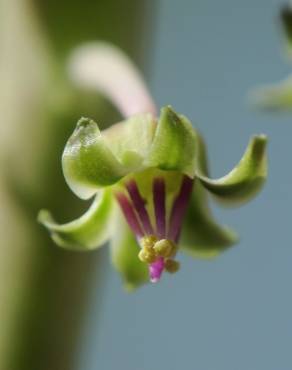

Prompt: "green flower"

[38,43,268,290]
[251,4,292,110]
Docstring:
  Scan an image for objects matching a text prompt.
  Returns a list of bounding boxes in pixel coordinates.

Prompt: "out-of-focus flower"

[251,3,292,110]
[39,43,268,289]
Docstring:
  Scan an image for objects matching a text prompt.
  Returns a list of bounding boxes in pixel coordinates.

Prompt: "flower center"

[115,173,193,283]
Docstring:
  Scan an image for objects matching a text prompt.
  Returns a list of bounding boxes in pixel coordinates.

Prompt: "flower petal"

[180,179,238,258]
[38,190,113,250]
[249,7,292,111]
[145,106,197,178]
[62,117,127,199]
[110,210,148,290]
[68,42,157,118]
[196,135,268,206]
[102,113,156,169]
[250,76,292,111]
[63,114,157,199]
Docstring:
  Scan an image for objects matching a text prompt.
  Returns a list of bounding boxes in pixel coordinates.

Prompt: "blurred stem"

[0,0,156,369]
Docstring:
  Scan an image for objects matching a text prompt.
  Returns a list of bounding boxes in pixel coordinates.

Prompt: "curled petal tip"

[38,191,113,251]
[250,78,292,111]
[196,134,268,206]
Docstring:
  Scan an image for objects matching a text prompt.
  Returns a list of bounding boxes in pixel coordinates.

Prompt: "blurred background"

[1,1,292,370]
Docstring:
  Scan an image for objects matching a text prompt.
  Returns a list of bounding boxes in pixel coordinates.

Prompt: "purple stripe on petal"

[153,178,166,238]
[115,192,144,238]
[168,176,194,242]
[126,180,154,235]
[149,257,164,283]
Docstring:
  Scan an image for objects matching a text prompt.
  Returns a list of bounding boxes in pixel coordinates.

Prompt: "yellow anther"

[140,235,158,249]
[138,248,156,264]
[164,259,180,274]
[153,239,175,258]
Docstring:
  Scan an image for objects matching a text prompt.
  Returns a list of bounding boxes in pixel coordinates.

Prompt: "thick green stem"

[0,0,155,369]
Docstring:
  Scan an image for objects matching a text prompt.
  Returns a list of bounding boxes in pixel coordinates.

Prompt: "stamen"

[153,239,175,258]
[168,176,193,242]
[149,257,165,283]
[126,180,154,235]
[117,175,193,283]
[115,192,144,238]
[138,248,156,264]
[164,259,180,274]
[153,178,166,238]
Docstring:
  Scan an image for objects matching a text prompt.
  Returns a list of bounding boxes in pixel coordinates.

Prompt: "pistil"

[149,257,164,283]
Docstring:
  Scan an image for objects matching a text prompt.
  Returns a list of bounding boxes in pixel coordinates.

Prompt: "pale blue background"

[79,1,292,369]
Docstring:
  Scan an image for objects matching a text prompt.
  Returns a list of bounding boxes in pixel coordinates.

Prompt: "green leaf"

[38,189,113,250]
[145,106,197,177]
[251,76,292,111]
[180,179,238,258]
[62,117,127,199]
[196,135,268,206]
[110,210,148,290]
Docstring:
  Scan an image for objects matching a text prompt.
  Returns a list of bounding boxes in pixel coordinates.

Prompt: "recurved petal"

[110,210,148,290]
[196,135,268,206]
[62,117,127,199]
[38,190,113,250]
[145,106,197,178]
[180,179,238,258]
[251,76,292,111]
[68,42,157,118]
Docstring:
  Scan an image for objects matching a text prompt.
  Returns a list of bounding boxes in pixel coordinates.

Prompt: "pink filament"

[126,180,154,235]
[153,178,166,238]
[168,176,194,242]
[115,192,144,238]
[116,176,193,283]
